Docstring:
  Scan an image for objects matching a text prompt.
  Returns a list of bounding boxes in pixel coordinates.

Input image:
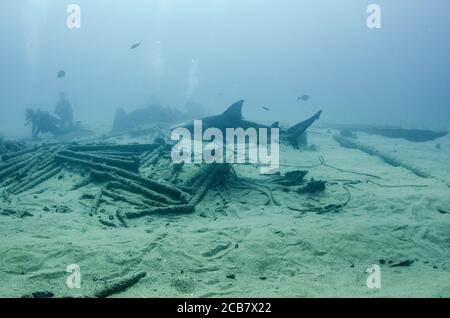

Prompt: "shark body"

[172,100,322,148]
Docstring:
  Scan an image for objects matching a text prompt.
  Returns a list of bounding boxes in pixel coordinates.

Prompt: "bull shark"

[172,100,322,148]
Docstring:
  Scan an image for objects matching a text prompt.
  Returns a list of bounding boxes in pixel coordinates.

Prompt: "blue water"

[1,0,449,137]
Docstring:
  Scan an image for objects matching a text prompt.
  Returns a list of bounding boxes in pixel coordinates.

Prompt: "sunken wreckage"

[2,100,324,221]
[0,100,329,297]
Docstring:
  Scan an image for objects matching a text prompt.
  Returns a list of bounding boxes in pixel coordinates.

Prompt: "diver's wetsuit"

[27,110,62,138]
[55,97,74,127]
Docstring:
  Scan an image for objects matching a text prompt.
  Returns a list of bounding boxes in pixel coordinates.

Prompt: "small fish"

[297,95,310,102]
[262,106,270,111]
[130,42,142,50]
[57,70,66,78]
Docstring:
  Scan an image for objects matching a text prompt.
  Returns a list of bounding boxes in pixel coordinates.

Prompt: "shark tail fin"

[313,110,322,120]
[286,110,322,149]
[287,110,322,134]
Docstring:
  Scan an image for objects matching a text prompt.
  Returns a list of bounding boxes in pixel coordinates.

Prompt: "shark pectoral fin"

[221,100,245,119]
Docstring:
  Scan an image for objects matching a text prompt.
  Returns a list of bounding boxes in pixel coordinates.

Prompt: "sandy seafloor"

[0,128,449,298]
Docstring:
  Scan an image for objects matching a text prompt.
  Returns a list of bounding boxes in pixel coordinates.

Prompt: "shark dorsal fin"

[272,121,279,128]
[222,100,244,119]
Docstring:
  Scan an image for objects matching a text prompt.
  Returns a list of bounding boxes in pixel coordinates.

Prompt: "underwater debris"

[0,145,61,193]
[94,271,147,298]
[1,142,185,209]
[0,189,11,203]
[11,165,62,195]
[0,137,309,224]
[103,188,166,208]
[140,145,164,169]
[99,216,116,228]
[295,180,326,194]
[181,162,277,209]
[56,152,186,199]
[189,164,230,206]
[437,208,449,214]
[60,150,139,172]
[68,143,157,153]
[227,170,280,207]
[89,170,183,205]
[0,141,231,223]
[126,204,195,218]
[271,170,309,186]
[1,145,35,162]
[116,207,129,227]
[390,260,414,267]
[54,205,71,214]
[0,206,33,218]
[288,184,351,214]
[79,188,95,199]
[73,173,94,190]
[22,291,55,298]
[89,187,104,216]
[0,139,26,156]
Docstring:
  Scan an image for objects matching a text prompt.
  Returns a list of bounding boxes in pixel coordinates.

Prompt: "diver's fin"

[222,100,244,119]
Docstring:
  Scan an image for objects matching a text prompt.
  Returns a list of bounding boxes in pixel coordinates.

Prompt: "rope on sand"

[367,180,428,188]
[294,155,382,179]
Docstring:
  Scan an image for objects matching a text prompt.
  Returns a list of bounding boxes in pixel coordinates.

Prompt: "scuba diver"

[55,92,74,128]
[25,94,92,139]
[25,109,62,139]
